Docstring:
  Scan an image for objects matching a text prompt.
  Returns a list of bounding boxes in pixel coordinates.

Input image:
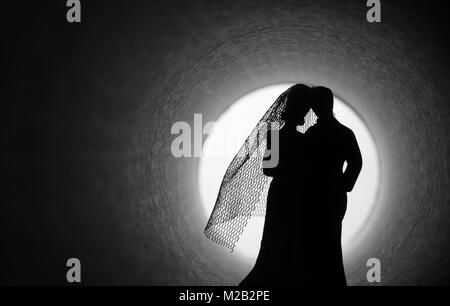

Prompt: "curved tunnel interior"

[4,1,450,285]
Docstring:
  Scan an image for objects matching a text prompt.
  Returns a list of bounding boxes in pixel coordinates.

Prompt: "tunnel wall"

[4,0,450,285]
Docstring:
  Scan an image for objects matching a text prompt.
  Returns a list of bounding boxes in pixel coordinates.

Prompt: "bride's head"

[281,84,312,127]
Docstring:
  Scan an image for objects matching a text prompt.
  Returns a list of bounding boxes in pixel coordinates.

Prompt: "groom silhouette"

[300,86,363,286]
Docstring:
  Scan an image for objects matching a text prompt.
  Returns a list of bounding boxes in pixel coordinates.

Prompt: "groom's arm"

[343,131,362,192]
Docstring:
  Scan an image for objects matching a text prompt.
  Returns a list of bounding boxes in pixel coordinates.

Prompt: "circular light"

[199,84,380,260]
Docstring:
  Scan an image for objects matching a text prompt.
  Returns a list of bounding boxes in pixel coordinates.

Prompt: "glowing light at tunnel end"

[199,84,380,260]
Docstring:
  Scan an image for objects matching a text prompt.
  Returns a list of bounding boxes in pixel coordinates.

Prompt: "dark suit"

[300,117,362,285]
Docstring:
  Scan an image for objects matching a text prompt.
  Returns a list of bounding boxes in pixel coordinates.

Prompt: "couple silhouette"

[239,85,363,286]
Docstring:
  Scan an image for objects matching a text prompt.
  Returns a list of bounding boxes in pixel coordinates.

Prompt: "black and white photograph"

[3,0,450,299]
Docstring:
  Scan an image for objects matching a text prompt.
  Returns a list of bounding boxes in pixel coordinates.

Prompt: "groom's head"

[282,84,311,126]
[312,86,334,120]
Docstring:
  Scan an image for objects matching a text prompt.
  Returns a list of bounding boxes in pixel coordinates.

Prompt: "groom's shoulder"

[336,120,355,137]
[342,127,357,142]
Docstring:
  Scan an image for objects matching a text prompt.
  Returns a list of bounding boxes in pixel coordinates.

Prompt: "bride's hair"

[204,84,316,251]
[282,84,312,124]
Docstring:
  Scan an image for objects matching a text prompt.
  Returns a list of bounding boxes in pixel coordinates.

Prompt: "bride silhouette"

[239,84,312,286]
[204,84,361,286]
